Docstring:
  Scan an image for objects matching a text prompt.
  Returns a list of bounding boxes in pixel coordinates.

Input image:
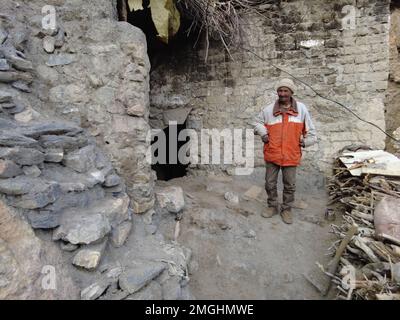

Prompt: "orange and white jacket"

[253,98,317,167]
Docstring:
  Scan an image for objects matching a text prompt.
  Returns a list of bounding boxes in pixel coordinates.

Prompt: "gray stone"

[60,242,79,252]
[119,261,166,294]
[53,211,111,245]
[104,174,121,187]
[0,176,36,195]
[0,90,12,103]
[46,54,75,67]
[22,165,41,177]
[63,145,96,173]
[111,220,132,247]
[11,81,31,93]
[54,29,65,48]
[14,108,41,123]
[0,44,33,71]
[39,135,88,151]
[0,28,8,44]
[44,149,64,163]
[0,59,10,71]
[45,186,105,214]
[25,210,60,229]
[6,104,25,115]
[0,160,22,178]
[0,147,44,165]
[156,186,185,213]
[224,192,239,204]
[0,132,38,148]
[10,182,62,209]
[72,240,108,270]
[162,276,183,300]
[43,36,55,53]
[89,194,130,228]
[21,122,82,139]
[81,281,110,300]
[125,281,163,300]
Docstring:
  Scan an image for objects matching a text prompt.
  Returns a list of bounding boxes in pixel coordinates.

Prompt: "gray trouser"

[265,161,297,211]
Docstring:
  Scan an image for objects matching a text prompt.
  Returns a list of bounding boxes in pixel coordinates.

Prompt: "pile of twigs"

[176,0,275,60]
[326,157,400,300]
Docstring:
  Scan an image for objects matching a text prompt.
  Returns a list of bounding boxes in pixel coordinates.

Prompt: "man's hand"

[300,137,305,148]
[262,134,269,143]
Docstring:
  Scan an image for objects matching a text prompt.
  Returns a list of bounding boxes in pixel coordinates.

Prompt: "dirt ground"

[153,171,338,300]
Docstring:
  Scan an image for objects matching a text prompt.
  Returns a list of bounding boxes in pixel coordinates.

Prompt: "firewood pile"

[326,156,400,300]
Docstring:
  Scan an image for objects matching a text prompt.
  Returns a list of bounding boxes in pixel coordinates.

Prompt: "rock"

[119,261,166,294]
[25,210,60,229]
[0,90,12,103]
[0,160,22,178]
[111,220,132,247]
[72,240,108,270]
[0,176,36,195]
[0,132,38,148]
[125,281,163,300]
[46,54,75,67]
[0,58,10,71]
[81,281,110,300]
[10,181,62,209]
[104,174,121,187]
[21,121,82,139]
[0,71,33,83]
[156,186,185,213]
[22,165,41,177]
[0,199,79,299]
[63,145,97,173]
[126,104,145,117]
[43,36,55,53]
[6,103,25,115]
[11,81,31,93]
[54,28,65,48]
[53,211,111,245]
[0,28,7,44]
[89,194,130,227]
[224,191,239,204]
[243,185,263,200]
[39,135,88,151]
[60,242,78,252]
[45,186,105,214]
[44,149,63,163]
[132,198,155,214]
[88,170,105,185]
[244,229,257,238]
[0,45,33,71]
[0,147,44,165]
[14,108,41,123]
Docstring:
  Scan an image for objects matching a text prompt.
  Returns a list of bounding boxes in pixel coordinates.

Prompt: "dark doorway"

[151,122,190,181]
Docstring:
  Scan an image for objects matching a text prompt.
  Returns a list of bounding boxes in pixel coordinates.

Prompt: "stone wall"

[0,0,154,213]
[386,2,400,154]
[150,0,390,187]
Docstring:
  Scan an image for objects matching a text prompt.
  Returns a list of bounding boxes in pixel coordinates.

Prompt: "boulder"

[111,220,132,247]
[72,240,108,270]
[119,261,166,294]
[63,145,96,173]
[53,211,111,245]
[0,160,22,178]
[0,147,45,165]
[156,186,185,213]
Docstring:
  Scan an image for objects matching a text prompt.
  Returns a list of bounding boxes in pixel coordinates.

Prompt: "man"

[253,78,317,224]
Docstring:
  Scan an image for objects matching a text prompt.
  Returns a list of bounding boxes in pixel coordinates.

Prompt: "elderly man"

[253,78,317,224]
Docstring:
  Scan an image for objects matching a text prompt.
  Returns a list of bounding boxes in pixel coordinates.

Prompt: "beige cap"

[275,78,296,93]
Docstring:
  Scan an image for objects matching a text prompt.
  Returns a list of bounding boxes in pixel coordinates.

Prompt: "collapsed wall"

[150,0,390,188]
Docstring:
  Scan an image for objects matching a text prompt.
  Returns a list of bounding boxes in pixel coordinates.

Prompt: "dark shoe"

[280,209,293,224]
[262,206,278,218]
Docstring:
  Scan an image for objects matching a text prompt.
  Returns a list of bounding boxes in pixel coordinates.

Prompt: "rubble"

[326,150,400,300]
